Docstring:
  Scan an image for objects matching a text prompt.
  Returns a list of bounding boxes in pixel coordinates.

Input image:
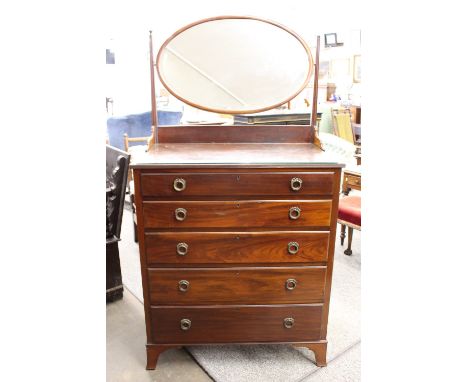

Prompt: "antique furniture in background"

[349,105,361,124]
[332,108,361,164]
[234,112,311,125]
[349,105,361,143]
[124,127,156,243]
[342,168,361,195]
[124,126,156,153]
[354,153,361,165]
[124,125,156,184]
[233,111,322,126]
[132,16,344,370]
[319,134,360,256]
[107,110,182,151]
[106,145,130,302]
[331,108,356,145]
[338,196,361,256]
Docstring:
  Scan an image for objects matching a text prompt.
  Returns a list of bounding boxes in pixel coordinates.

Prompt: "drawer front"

[151,304,323,343]
[346,174,361,187]
[145,231,329,265]
[141,172,334,197]
[148,266,326,305]
[143,200,332,228]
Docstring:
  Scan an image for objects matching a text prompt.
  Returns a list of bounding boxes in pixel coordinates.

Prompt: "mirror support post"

[149,30,159,144]
[312,35,323,149]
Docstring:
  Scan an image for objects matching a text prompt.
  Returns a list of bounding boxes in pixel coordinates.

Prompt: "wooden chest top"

[130,143,345,168]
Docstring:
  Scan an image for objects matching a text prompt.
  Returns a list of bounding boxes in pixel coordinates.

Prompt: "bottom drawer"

[151,304,322,344]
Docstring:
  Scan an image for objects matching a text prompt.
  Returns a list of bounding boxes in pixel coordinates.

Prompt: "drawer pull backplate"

[287,241,300,255]
[289,206,301,220]
[284,317,295,328]
[285,278,297,290]
[176,242,189,256]
[291,177,303,191]
[179,280,190,292]
[175,208,187,221]
[180,318,191,330]
[173,178,186,192]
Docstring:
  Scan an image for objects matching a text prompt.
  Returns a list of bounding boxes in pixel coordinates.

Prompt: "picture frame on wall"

[324,32,343,47]
[353,55,361,83]
[324,33,337,47]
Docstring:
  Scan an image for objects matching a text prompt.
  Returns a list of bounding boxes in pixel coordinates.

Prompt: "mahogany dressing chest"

[131,16,345,369]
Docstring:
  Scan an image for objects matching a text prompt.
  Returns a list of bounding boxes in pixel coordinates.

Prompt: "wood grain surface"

[157,125,313,143]
[151,304,323,343]
[130,143,345,168]
[148,266,326,305]
[145,231,329,265]
[143,200,332,228]
[140,172,334,197]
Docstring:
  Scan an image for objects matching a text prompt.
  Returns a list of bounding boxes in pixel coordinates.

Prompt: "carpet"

[119,204,361,382]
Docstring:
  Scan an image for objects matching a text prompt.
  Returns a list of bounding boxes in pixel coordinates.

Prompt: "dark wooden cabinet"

[133,20,344,370]
[132,142,343,369]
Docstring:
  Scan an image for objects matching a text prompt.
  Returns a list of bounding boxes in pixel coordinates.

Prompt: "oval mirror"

[156,16,313,115]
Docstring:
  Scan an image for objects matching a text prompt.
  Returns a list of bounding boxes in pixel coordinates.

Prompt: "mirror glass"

[157,17,313,114]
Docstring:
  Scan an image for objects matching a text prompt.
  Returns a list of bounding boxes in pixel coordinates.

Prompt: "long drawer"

[143,200,332,229]
[145,231,330,265]
[151,304,323,343]
[148,266,326,305]
[141,172,334,197]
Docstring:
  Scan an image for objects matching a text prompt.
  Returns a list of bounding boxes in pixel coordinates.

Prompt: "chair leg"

[340,224,346,245]
[344,227,353,256]
[133,221,138,243]
[130,193,138,243]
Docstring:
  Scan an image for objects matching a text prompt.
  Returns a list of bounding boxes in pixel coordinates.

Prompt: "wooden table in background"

[233,112,321,125]
[350,106,361,124]
[342,168,361,195]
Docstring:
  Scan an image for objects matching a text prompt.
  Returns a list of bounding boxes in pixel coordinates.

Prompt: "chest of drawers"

[131,143,343,369]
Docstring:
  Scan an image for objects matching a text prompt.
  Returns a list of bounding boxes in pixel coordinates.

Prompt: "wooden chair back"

[123,126,155,185]
[331,108,356,145]
[106,145,130,240]
[123,126,156,152]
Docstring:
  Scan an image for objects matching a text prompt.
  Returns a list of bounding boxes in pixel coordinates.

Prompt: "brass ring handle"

[287,241,299,255]
[284,317,295,329]
[178,280,190,292]
[176,242,189,256]
[289,206,301,220]
[285,278,297,290]
[291,177,303,191]
[180,318,191,330]
[173,178,186,192]
[175,208,187,221]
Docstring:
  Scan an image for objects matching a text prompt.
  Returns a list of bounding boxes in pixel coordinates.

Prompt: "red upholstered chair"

[338,195,361,256]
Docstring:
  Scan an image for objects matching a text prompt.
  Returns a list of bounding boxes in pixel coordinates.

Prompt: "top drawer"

[140,172,334,197]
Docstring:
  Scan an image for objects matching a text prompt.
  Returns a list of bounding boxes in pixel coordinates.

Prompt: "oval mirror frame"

[155,16,314,115]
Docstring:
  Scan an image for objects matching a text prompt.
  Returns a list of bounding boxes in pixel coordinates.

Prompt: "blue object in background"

[107,110,183,150]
